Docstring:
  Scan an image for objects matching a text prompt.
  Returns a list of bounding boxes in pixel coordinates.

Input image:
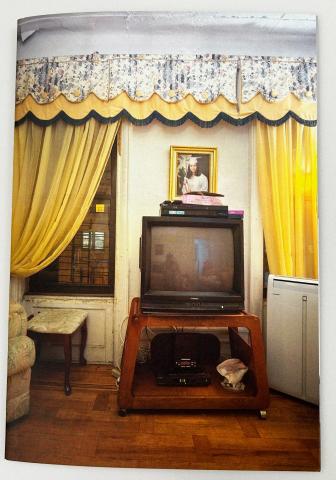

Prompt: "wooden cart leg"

[118,315,143,411]
[80,319,87,365]
[63,334,72,396]
[228,323,270,413]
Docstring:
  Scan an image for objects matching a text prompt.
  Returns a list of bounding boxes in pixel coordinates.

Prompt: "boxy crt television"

[140,216,244,313]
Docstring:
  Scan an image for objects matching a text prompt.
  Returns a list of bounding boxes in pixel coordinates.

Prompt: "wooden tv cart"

[118,298,270,418]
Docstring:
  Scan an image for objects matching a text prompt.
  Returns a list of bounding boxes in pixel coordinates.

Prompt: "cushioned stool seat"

[28,308,88,395]
[28,309,87,335]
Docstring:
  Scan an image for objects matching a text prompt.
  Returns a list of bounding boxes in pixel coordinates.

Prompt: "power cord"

[119,314,129,346]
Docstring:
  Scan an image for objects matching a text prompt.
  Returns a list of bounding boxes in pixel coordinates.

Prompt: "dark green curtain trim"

[15,109,317,128]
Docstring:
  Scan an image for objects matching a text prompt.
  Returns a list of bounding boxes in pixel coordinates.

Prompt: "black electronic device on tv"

[140,216,244,313]
[160,200,229,218]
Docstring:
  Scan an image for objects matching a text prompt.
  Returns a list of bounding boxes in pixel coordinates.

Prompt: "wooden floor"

[5,363,320,471]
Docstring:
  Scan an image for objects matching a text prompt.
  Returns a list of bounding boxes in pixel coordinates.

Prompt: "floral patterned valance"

[16,53,317,105]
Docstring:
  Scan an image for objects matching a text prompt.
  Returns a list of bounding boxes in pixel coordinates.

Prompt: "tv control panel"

[141,301,244,314]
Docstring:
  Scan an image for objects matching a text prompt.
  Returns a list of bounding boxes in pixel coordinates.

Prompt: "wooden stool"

[27,309,88,395]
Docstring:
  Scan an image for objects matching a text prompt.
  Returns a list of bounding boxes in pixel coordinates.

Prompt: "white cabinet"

[266,275,319,405]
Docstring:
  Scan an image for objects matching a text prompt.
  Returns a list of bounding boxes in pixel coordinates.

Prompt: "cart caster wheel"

[64,384,72,396]
[259,410,267,419]
[119,409,128,417]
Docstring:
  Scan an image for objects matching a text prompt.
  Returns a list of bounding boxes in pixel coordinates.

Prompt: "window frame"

[28,142,117,296]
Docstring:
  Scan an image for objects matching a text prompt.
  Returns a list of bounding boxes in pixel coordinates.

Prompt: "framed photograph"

[169,146,217,200]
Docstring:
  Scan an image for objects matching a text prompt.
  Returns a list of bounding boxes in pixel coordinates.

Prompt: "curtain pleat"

[256,119,318,279]
[11,118,119,277]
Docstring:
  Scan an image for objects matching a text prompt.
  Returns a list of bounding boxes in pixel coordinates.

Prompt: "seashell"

[216,358,248,386]
[221,379,246,391]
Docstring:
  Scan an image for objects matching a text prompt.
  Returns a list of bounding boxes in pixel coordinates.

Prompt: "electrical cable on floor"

[112,314,130,389]
[119,314,129,346]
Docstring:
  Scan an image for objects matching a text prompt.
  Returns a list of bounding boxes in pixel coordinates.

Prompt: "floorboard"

[5,363,320,471]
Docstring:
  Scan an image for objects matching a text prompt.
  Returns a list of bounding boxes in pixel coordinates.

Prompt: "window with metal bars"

[28,142,117,295]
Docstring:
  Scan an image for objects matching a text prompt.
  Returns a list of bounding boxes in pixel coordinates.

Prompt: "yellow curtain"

[15,92,317,125]
[256,119,318,279]
[11,118,119,277]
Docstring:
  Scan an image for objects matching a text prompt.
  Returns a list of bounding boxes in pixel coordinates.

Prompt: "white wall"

[123,120,261,313]
[111,118,263,367]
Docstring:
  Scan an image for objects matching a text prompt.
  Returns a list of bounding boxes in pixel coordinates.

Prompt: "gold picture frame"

[169,146,218,200]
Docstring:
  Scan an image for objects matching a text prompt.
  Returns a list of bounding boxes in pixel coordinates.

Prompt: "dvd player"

[160,200,228,218]
[155,370,211,386]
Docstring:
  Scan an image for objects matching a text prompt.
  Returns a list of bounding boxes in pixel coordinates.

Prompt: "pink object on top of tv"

[228,210,244,217]
[182,193,224,206]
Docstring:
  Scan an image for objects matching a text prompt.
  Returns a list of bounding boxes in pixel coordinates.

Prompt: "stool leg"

[80,319,87,365]
[63,335,72,396]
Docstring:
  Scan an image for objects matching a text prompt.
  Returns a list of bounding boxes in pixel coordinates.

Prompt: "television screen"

[150,226,234,293]
[141,216,244,313]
